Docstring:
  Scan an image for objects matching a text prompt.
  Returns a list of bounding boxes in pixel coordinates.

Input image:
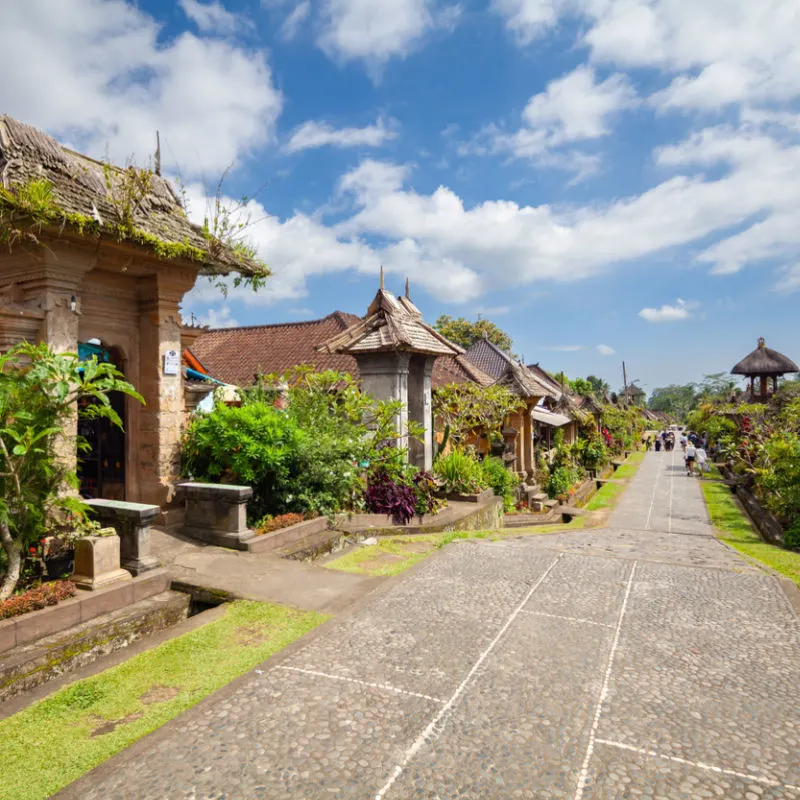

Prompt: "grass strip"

[701,480,800,588]
[328,452,647,579]
[0,600,326,800]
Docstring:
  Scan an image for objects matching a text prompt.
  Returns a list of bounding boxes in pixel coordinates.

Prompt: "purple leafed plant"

[365,470,417,524]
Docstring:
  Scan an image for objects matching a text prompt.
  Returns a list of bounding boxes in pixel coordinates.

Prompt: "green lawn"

[701,480,800,588]
[613,450,645,480]
[0,600,326,800]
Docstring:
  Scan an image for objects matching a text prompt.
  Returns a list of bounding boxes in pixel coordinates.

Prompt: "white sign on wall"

[163,349,180,376]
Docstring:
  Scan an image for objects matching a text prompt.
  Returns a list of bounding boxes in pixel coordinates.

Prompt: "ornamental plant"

[365,470,417,524]
[480,456,520,511]
[434,448,488,495]
[0,343,142,600]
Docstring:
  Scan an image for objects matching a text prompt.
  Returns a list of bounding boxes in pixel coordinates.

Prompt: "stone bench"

[85,499,160,576]
[177,482,256,550]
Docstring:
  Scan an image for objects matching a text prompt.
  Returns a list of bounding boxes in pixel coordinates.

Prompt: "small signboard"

[163,349,180,376]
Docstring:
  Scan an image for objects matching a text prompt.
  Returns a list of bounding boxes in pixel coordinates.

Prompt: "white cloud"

[638,298,694,323]
[201,306,240,328]
[285,118,397,153]
[281,0,311,39]
[488,66,635,177]
[490,0,569,45]
[317,0,460,78]
[495,0,800,112]
[196,111,800,314]
[179,0,240,34]
[774,264,800,293]
[597,344,615,355]
[0,0,282,176]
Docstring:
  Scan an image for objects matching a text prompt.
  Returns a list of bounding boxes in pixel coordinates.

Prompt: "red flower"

[29,547,37,554]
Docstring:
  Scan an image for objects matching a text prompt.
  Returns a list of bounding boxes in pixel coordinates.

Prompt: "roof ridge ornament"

[380,265,384,290]
[758,336,766,348]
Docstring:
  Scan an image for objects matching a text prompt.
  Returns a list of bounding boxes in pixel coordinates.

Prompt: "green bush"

[183,368,415,520]
[785,520,800,550]
[481,457,520,511]
[546,465,580,499]
[182,403,311,520]
[434,449,488,495]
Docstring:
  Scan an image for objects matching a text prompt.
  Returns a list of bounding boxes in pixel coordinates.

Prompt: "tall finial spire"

[379,265,384,290]
[405,277,410,298]
[758,336,766,348]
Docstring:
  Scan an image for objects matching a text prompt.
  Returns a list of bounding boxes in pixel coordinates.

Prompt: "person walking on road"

[685,441,697,476]
[680,432,688,453]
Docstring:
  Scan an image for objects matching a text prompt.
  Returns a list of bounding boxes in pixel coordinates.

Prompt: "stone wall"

[720,466,786,546]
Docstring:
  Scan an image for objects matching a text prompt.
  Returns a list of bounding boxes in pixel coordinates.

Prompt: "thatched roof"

[731,337,798,376]
[318,283,463,357]
[621,383,646,398]
[0,115,263,276]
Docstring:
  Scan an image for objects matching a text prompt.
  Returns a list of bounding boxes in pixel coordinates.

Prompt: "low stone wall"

[720,466,785,546]
[336,497,504,537]
[0,569,170,655]
[0,589,189,703]
[247,517,329,555]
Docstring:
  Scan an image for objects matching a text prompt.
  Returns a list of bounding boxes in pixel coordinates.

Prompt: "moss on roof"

[0,115,268,283]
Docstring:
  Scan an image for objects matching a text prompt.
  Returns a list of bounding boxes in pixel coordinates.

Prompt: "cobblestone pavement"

[62,452,800,800]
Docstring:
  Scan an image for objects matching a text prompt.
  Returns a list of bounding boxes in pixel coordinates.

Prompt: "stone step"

[0,590,190,704]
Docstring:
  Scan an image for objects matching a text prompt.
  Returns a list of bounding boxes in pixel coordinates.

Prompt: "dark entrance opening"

[77,342,126,500]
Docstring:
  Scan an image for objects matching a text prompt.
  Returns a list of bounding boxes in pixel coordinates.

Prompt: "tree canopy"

[434,315,514,353]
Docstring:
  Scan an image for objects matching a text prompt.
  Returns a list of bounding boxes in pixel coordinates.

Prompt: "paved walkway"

[149,528,384,614]
[62,452,800,799]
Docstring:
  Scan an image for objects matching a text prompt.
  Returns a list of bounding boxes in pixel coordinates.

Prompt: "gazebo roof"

[731,338,799,376]
[317,277,463,358]
[621,383,646,397]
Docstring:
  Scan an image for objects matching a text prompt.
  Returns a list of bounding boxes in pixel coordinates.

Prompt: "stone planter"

[71,534,131,591]
[434,488,494,504]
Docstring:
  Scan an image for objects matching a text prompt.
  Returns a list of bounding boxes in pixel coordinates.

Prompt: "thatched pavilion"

[731,338,798,401]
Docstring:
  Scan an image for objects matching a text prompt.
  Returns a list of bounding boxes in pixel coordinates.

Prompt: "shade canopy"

[731,338,799,377]
[531,407,572,427]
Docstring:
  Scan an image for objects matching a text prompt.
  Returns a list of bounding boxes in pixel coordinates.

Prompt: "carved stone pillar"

[136,268,197,507]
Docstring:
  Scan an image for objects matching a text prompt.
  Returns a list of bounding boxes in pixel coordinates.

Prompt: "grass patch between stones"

[701,480,800,588]
[613,450,645,480]
[0,600,326,800]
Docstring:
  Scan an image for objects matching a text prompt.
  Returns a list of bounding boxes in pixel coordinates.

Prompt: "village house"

[459,338,557,476]
[0,115,262,510]
[190,280,492,470]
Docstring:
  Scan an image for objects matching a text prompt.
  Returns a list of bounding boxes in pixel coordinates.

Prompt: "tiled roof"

[0,115,261,276]
[319,288,463,358]
[525,363,564,398]
[462,339,512,379]
[190,312,362,386]
[190,312,486,390]
[463,340,554,399]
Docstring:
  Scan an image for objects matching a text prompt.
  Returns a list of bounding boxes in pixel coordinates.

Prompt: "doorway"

[77,343,127,500]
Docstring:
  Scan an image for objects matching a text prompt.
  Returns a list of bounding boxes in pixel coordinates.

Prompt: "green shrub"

[434,449,488,495]
[481,457,520,511]
[785,520,800,550]
[546,465,580,499]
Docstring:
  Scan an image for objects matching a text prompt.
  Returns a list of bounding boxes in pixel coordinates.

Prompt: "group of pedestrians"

[655,428,709,476]
[654,430,676,452]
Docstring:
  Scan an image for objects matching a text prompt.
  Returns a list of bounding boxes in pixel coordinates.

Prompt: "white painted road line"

[595,738,800,793]
[574,561,638,800]
[644,457,663,531]
[374,555,563,800]
[274,666,446,704]
[519,610,614,629]
[668,445,675,533]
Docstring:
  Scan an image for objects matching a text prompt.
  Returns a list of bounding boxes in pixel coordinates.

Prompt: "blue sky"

[3,0,800,394]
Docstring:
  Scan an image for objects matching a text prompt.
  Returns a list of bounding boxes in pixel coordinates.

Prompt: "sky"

[2,0,800,395]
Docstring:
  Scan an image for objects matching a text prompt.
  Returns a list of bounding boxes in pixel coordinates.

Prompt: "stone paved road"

[61,452,800,800]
